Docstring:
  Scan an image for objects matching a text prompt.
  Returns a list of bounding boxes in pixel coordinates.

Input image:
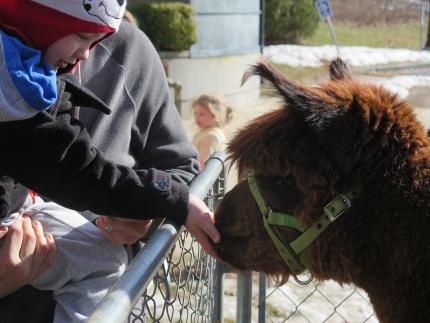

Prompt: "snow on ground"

[377,74,430,99]
[264,45,430,99]
[264,44,430,68]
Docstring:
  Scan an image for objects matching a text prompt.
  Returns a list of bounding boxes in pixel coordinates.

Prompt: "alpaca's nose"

[213,199,235,232]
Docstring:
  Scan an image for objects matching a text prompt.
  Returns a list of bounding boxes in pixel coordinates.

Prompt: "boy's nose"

[77,48,90,61]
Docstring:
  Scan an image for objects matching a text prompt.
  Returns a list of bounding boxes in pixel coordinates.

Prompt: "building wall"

[164,53,261,118]
[190,0,261,57]
[153,0,263,117]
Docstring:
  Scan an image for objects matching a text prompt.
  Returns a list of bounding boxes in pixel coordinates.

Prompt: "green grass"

[271,64,325,83]
[266,304,284,318]
[303,21,423,49]
[224,318,236,323]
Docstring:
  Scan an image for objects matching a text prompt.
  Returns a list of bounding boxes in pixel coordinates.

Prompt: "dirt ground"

[329,0,421,26]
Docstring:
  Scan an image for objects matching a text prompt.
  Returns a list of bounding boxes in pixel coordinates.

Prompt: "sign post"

[419,0,429,49]
[316,0,340,56]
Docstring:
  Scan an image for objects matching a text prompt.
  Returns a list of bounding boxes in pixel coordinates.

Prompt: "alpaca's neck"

[387,147,430,209]
[310,167,430,323]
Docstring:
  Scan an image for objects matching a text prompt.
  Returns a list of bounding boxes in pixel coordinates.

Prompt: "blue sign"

[316,0,333,19]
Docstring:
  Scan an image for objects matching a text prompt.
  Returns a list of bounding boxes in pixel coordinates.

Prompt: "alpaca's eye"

[276,177,300,196]
[277,178,293,190]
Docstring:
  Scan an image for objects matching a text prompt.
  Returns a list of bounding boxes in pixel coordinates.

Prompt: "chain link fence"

[128,175,225,323]
[89,151,378,323]
[129,233,216,323]
[257,274,377,323]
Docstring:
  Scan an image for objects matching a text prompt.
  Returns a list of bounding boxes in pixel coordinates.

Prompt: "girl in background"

[192,93,234,168]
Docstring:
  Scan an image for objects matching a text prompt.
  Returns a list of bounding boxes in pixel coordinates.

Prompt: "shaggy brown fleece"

[214,58,430,323]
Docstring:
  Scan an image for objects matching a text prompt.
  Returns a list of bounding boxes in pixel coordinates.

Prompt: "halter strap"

[248,176,358,284]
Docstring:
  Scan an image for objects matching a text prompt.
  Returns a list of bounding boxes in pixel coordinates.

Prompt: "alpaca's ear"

[242,59,343,131]
[242,59,330,111]
[329,58,352,81]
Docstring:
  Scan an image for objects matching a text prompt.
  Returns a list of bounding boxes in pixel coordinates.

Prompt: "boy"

[0,1,219,322]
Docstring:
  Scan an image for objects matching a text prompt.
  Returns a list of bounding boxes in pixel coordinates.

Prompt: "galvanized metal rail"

[88,151,226,323]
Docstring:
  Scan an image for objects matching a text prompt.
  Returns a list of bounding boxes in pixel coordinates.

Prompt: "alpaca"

[214,58,430,323]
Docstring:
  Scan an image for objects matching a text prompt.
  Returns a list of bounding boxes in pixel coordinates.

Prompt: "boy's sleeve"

[0,77,190,224]
[0,175,29,221]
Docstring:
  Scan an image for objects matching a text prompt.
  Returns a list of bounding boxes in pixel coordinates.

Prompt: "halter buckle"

[323,194,351,222]
[263,206,272,219]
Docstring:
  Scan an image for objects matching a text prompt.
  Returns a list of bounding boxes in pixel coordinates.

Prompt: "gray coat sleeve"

[79,22,199,185]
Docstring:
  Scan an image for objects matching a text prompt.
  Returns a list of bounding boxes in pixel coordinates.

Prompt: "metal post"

[236,271,253,323]
[259,0,265,54]
[422,1,425,48]
[316,0,339,56]
[212,262,225,323]
[326,17,340,56]
[258,273,266,323]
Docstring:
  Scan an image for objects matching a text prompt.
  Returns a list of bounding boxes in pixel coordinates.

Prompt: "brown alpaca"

[214,58,430,323]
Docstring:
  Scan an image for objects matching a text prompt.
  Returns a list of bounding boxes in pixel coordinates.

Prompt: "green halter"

[247,176,357,284]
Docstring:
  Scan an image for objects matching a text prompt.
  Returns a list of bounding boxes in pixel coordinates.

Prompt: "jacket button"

[152,180,170,192]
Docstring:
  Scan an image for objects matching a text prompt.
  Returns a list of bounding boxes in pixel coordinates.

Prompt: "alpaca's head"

[214,58,429,281]
[215,175,306,282]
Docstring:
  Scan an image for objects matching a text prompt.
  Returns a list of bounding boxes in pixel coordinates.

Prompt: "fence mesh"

[258,276,377,323]
[127,174,225,323]
[128,233,215,323]
[122,167,377,323]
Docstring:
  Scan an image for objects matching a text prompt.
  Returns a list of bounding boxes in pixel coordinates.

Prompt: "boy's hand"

[184,194,221,260]
[0,216,56,297]
[96,216,152,245]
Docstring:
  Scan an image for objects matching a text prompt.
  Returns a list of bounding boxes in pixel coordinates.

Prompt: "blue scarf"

[0,30,56,122]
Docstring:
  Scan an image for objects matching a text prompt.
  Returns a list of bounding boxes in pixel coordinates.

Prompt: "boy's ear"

[242,59,345,133]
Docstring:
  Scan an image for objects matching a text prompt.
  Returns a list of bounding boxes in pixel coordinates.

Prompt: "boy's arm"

[0,77,190,224]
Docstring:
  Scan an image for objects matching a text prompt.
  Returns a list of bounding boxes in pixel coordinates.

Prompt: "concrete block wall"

[162,53,261,118]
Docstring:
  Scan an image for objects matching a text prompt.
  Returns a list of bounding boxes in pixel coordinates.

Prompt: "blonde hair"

[192,93,234,128]
[123,10,138,27]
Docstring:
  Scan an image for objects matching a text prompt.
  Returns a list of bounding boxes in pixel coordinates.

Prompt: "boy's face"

[43,32,106,70]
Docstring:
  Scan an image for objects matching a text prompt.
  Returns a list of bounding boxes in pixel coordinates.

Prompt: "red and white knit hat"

[0,0,127,52]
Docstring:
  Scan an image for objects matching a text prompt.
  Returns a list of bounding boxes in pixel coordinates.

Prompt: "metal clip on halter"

[323,194,351,222]
[292,271,314,285]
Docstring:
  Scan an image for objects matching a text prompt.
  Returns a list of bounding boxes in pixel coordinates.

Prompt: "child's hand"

[184,194,221,259]
[96,216,152,245]
[0,216,56,297]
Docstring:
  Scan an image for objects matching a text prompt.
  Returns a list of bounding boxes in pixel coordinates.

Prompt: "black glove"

[0,175,29,221]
